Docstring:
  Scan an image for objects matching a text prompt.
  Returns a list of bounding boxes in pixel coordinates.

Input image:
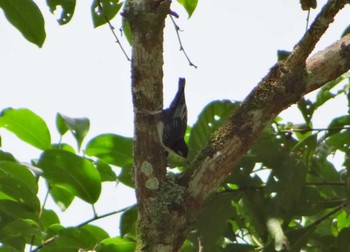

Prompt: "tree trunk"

[124,0,350,251]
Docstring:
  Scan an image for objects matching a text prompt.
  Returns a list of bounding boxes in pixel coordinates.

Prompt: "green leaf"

[177,0,198,17]
[0,0,45,47]
[277,50,291,61]
[56,113,90,151]
[81,224,110,241]
[342,24,350,38]
[0,150,16,162]
[98,237,136,252]
[297,98,314,126]
[46,0,76,25]
[0,219,41,247]
[0,108,51,150]
[337,227,350,251]
[85,134,133,167]
[0,161,40,211]
[117,163,134,188]
[188,100,239,161]
[120,205,137,239]
[38,149,101,204]
[196,193,240,250]
[91,0,123,28]
[122,18,132,45]
[95,160,117,182]
[315,76,346,109]
[50,186,75,210]
[39,226,102,251]
[39,209,60,233]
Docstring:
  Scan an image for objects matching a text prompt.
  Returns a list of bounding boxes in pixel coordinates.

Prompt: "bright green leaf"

[177,0,198,17]
[188,100,239,161]
[46,0,76,25]
[0,108,51,150]
[38,149,101,204]
[0,0,45,47]
[50,186,75,211]
[98,237,136,252]
[95,159,117,182]
[91,0,123,28]
[85,134,133,167]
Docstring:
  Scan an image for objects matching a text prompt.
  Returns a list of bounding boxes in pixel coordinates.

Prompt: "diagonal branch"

[179,0,350,217]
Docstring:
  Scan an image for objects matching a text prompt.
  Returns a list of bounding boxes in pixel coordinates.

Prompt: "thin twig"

[97,0,130,61]
[305,181,345,186]
[305,9,311,31]
[280,126,350,134]
[169,15,197,68]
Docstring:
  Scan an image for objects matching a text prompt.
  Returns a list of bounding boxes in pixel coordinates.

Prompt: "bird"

[157,78,188,158]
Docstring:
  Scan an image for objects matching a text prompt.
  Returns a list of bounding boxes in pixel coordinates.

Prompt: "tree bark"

[125,0,350,251]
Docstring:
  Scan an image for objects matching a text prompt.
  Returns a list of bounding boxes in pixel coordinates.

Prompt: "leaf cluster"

[0,108,135,251]
[0,0,198,47]
[179,73,350,251]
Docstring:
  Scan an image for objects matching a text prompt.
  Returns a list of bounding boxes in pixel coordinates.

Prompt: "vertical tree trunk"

[124,1,188,251]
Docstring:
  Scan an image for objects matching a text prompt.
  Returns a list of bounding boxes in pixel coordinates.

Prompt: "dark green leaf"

[46,0,76,25]
[117,163,134,188]
[315,76,346,109]
[0,219,41,247]
[297,98,314,126]
[300,0,317,10]
[277,50,291,61]
[177,0,198,17]
[91,0,123,28]
[326,130,350,152]
[120,205,137,239]
[325,115,350,138]
[98,237,136,252]
[85,134,133,167]
[342,24,350,38]
[0,150,16,162]
[196,192,240,250]
[188,100,239,161]
[38,149,101,204]
[0,108,51,150]
[56,113,90,151]
[0,0,45,47]
[337,227,350,251]
[39,226,101,251]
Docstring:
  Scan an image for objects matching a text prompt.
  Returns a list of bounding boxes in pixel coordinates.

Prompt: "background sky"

[1,0,350,237]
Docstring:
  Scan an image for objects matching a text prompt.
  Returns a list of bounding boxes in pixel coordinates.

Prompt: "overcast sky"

[1,0,349,237]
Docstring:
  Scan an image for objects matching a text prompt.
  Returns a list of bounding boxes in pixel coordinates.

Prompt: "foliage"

[2,0,350,251]
[0,73,349,251]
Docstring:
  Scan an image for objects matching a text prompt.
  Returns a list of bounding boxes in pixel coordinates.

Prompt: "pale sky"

[1,0,349,237]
